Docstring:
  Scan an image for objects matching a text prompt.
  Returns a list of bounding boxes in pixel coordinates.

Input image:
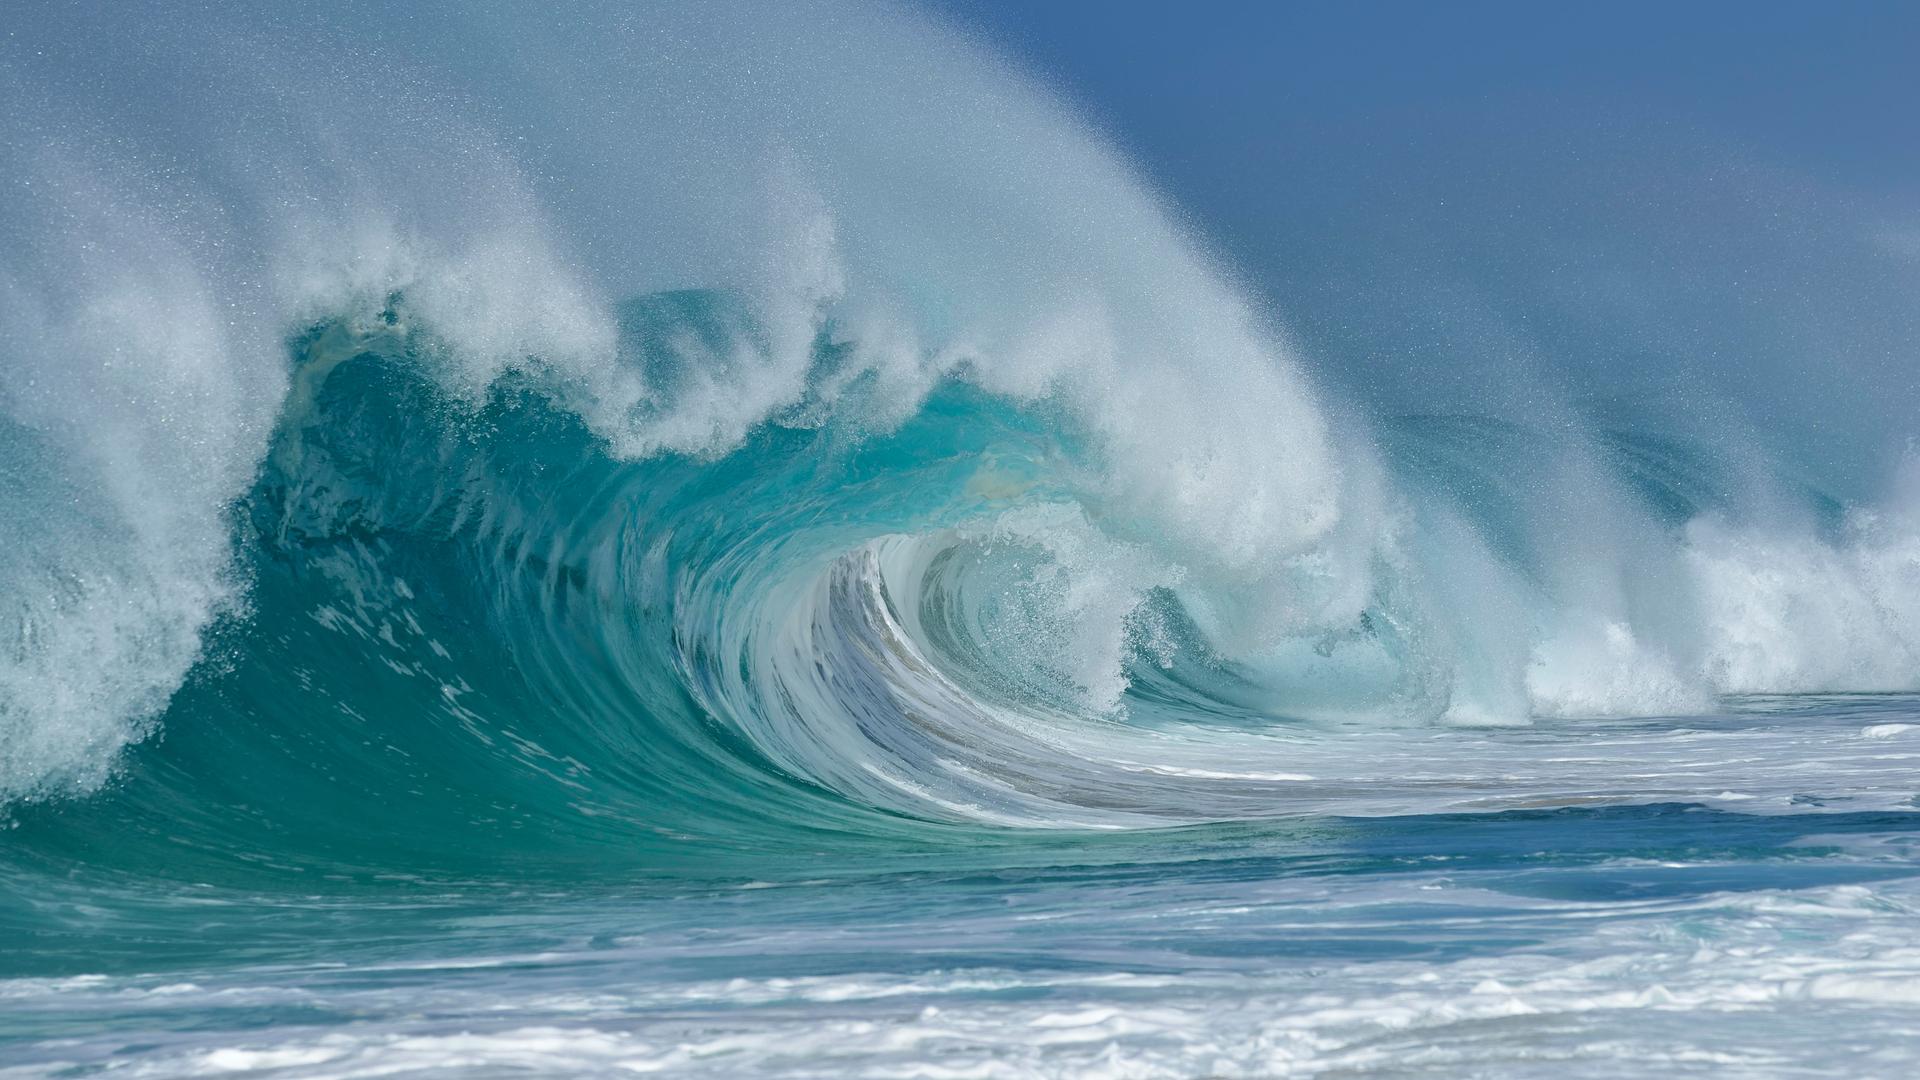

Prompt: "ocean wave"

[3,0,1918,846]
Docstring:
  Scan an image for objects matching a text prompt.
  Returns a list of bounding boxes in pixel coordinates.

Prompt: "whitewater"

[4,1,1920,1075]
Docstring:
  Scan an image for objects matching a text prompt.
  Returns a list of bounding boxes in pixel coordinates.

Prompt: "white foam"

[12,875,1920,1078]
[0,120,283,799]
[1687,506,1920,695]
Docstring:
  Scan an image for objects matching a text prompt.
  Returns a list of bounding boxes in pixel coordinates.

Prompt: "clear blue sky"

[931,2,1920,483]
[934,2,1920,191]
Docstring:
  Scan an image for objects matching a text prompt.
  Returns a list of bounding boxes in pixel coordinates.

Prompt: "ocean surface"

[5,2,1920,1076]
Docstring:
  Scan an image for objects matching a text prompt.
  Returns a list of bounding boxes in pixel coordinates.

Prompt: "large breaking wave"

[4,0,1919,853]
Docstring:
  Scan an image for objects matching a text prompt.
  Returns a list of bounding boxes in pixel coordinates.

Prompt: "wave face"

[4,2,1920,1074]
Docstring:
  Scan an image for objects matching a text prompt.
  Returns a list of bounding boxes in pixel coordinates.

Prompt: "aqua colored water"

[5,2,1920,1075]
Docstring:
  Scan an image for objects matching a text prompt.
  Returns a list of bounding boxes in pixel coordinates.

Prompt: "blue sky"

[934,2,1920,192]
[932,2,1920,487]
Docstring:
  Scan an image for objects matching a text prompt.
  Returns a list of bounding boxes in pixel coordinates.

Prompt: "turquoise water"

[5,318,1920,1076]
[6,2,1920,1075]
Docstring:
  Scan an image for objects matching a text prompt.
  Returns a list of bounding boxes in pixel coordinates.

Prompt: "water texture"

[4,2,1919,1075]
